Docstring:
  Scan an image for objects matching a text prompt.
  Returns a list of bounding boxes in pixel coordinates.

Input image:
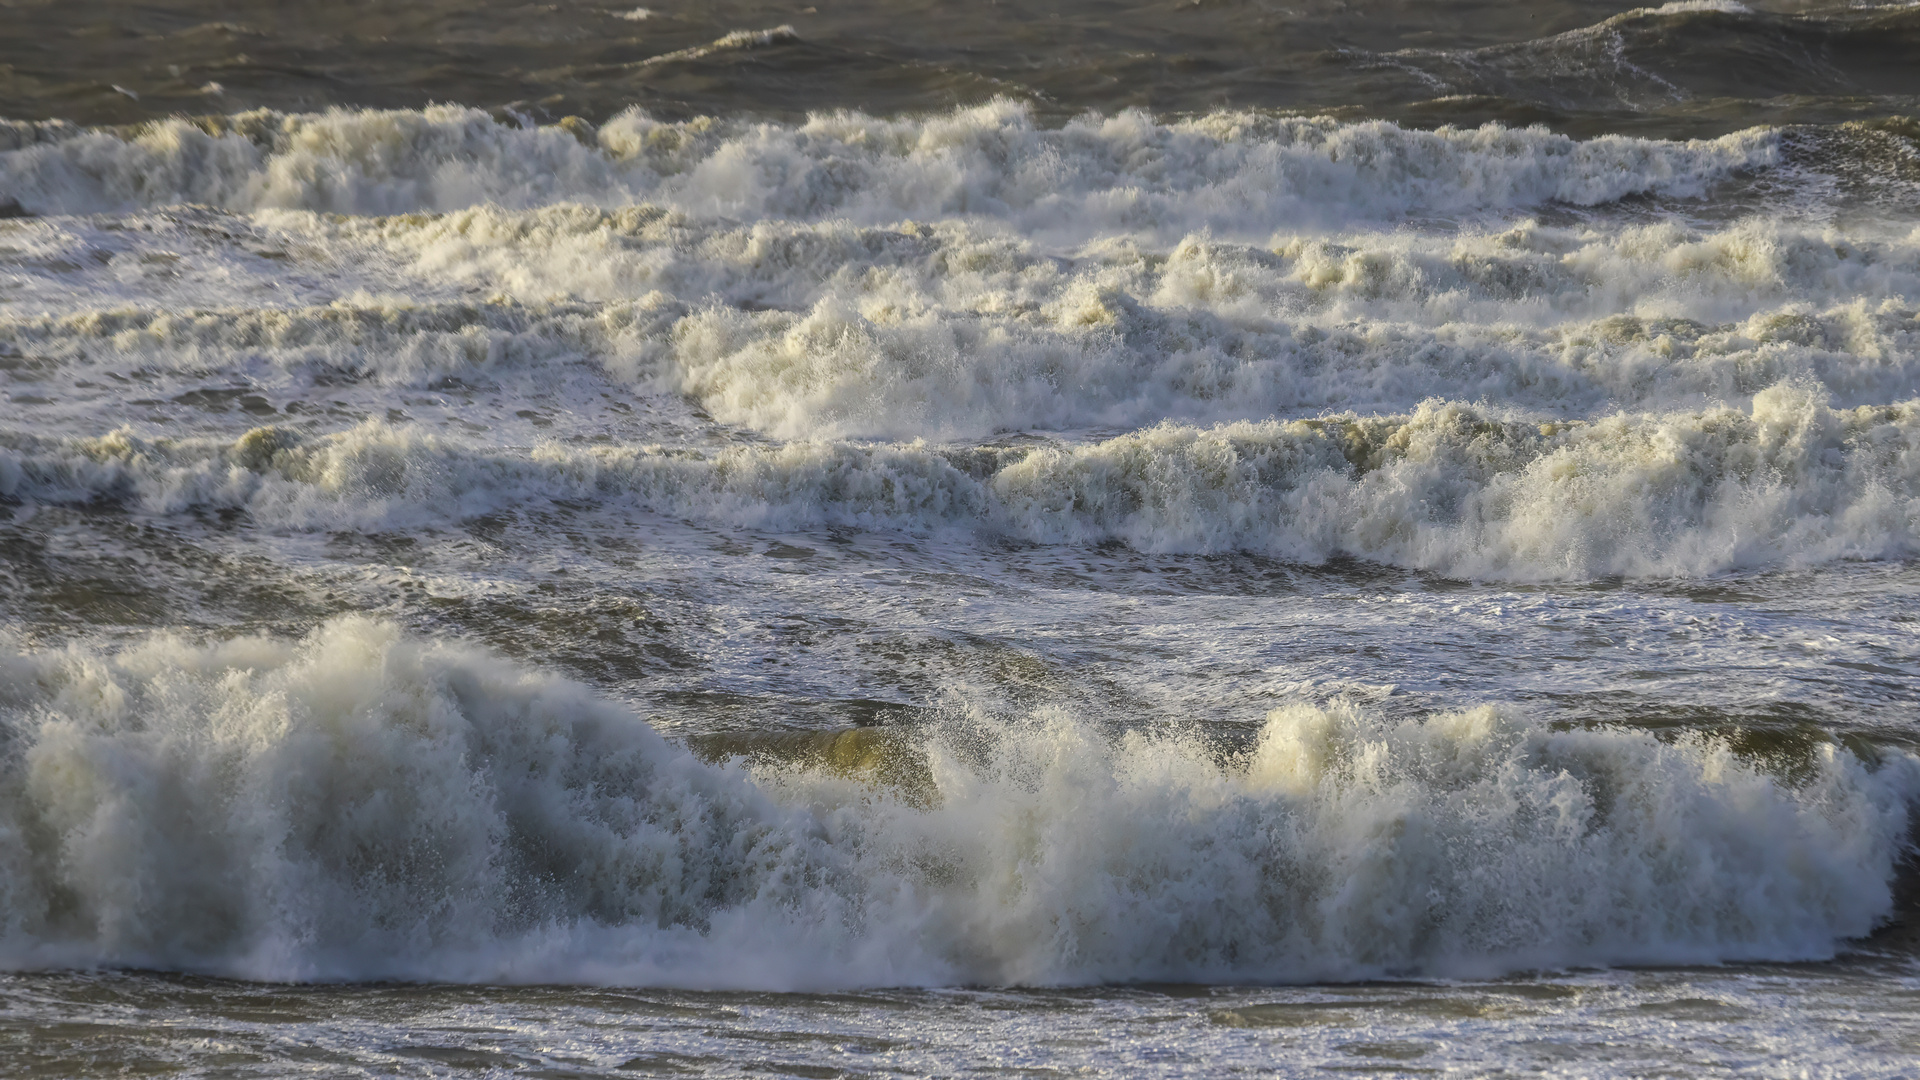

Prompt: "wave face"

[0,102,1775,227]
[0,107,1914,586]
[0,619,1911,987]
[5,380,1917,579]
[1374,2,1920,116]
[11,208,1920,444]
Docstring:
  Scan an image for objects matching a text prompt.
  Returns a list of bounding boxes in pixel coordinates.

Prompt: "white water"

[0,101,1773,227]
[1,618,1911,988]
[4,6,1920,1072]
[4,380,1916,578]
[4,102,1920,1001]
[9,210,1920,437]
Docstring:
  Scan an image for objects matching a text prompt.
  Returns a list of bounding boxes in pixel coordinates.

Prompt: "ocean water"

[4,1,1920,1076]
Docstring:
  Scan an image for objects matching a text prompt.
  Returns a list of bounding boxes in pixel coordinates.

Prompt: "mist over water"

[5,1,1920,1077]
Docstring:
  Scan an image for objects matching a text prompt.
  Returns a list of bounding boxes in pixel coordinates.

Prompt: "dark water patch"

[172,387,278,416]
[387,1044,534,1069]
[413,588,701,686]
[1339,1039,1433,1059]
[617,1051,720,1074]
[1211,1000,1372,1027]
[0,508,347,638]
[684,725,936,804]
[739,1063,856,1080]
[1619,996,1752,1021]
[649,688,923,734]
[5,0,1919,139]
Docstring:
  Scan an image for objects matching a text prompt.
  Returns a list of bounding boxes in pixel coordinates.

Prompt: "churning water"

[4,1,1920,1076]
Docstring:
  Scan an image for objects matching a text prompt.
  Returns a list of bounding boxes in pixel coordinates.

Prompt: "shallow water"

[4,0,1920,1076]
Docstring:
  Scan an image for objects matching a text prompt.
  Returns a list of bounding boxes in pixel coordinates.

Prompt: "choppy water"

[5,0,1920,136]
[4,1,1920,1076]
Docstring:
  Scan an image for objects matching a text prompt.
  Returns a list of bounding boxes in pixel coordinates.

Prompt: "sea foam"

[0,102,1774,233]
[6,208,1917,441]
[0,618,1911,986]
[4,381,1916,579]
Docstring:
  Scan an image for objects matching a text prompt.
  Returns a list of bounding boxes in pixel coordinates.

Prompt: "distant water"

[5,0,1920,136]
[4,1,1920,1077]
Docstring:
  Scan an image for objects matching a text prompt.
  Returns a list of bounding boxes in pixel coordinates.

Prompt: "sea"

[3,0,1920,1076]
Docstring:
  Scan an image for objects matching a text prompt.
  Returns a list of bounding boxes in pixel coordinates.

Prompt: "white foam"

[636,26,801,67]
[1643,0,1751,14]
[4,381,1916,579]
[0,102,1776,234]
[0,618,1909,986]
[8,209,1917,442]
[636,218,1920,439]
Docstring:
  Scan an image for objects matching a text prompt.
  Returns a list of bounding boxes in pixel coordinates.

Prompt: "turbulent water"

[4,0,1920,1077]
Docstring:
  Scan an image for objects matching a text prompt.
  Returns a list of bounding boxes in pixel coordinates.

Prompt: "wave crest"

[1,102,1775,231]
[5,382,1917,579]
[0,618,1911,986]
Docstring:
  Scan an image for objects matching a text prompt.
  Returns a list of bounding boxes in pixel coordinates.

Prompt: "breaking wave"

[0,618,1911,987]
[7,208,1918,440]
[5,381,1917,579]
[1,101,1775,234]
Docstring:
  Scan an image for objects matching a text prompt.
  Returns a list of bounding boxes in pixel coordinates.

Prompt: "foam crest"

[5,383,1917,579]
[645,217,1920,439]
[0,298,663,390]
[0,421,996,532]
[986,383,1920,576]
[0,619,1911,986]
[636,25,801,67]
[1643,1,1749,14]
[0,619,849,983]
[1,102,1776,232]
[0,107,632,217]
[12,210,1916,440]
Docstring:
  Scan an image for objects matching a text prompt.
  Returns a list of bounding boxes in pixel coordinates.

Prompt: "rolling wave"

[0,102,1774,229]
[6,207,1917,440]
[6,381,1917,579]
[0,617,1910,986]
